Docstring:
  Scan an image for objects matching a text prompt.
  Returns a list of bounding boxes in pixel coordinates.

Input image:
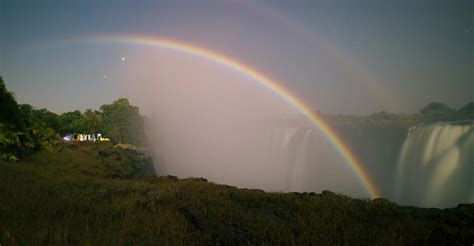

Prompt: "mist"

[2,0,473,243]
[113,49,368,197]
[92,47,474,208]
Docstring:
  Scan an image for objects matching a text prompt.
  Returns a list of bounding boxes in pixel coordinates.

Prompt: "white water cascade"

[152,121,366,197]
[395,121,474,208]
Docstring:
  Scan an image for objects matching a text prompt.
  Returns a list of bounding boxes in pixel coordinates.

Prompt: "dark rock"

[111,173,123,179]
[178,207,202,230]
[98,148,114,157]
[222,185,237,189]
[321,190,335,196]
[273,207,293,220]
[167,175,178,181]
[125,148,139,155]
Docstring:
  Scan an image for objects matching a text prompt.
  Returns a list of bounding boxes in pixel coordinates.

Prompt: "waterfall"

[263,124,364,196]
[395,121,474,208]
[286,127,313,191]
[152,117,371,198]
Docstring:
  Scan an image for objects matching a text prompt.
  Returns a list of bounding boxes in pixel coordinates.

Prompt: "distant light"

[104,75,108,79]
[121,57,126,61]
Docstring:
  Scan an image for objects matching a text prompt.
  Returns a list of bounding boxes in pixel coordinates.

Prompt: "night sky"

[1,0,473,115]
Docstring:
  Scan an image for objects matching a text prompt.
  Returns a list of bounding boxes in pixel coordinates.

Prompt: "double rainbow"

[95,35,382,198]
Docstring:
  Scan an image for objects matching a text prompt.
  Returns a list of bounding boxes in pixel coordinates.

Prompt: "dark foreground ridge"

[0,143,473,245]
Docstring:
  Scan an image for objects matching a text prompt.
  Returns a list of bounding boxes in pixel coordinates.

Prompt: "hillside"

[0,143,473,245]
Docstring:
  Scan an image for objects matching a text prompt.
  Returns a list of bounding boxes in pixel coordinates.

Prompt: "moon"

[121,57,126,61]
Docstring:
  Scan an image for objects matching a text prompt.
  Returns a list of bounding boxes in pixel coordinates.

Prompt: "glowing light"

[94,35,382,198]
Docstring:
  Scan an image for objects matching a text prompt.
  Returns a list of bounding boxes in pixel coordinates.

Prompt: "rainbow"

[94,35,382,198]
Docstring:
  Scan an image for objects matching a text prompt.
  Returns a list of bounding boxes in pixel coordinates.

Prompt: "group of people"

[62,133,110,142]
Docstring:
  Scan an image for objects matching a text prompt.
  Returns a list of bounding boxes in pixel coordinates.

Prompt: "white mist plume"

[115,49,366,196]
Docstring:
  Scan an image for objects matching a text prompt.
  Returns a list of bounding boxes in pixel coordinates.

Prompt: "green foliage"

[0,75,148,160]
[58,110,85,134]
[19,104,61,133]
[0,79,61,160]
[0,76,25,131]
[3,79,149,158]
[0,124,20,161]
[100,98,146,146]
[51,99,146,146]
[81,109,103,134]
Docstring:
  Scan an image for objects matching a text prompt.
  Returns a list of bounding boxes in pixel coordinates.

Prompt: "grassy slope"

[0,143,473,245]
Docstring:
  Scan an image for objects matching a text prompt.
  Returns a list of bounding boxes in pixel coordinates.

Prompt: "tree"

[420,102,453,114]
[81,109,103,133]
[29,107,61,131]
[0,78,62,159]
[100,98,145,146]
[458,102,474,115]
[58,110,85,134]
[0,76,24,130]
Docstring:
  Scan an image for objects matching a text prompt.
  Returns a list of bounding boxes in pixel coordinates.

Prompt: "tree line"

[0,76,146,161]
[323,101,474,127]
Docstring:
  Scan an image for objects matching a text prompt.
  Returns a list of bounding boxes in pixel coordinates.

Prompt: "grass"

[0,143,473,245]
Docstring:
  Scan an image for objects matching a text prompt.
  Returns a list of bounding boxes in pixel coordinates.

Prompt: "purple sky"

[1,0,472,115]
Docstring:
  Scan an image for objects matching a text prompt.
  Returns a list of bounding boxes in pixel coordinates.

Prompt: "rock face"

[97,143,155,178]
[395,121,474,208]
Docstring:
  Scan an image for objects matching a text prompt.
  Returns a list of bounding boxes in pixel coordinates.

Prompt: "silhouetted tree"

[458,102,474,116]
[0,76,24,130]
[1,78,61,159]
